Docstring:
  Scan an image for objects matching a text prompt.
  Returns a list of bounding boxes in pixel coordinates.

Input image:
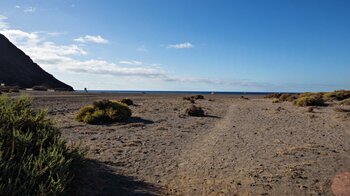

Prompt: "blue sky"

[0,0,349,92]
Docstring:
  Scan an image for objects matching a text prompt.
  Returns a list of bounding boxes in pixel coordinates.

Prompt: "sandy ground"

[20,91,350,195]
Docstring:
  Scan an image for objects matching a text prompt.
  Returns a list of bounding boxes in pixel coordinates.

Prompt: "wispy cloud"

[167,42,194,49]
[0,15,9,30]
[0,15,268,90]
[74,35,109,44]
[24,7,36,13]
[119,60,143,65]
[15,5,21,9]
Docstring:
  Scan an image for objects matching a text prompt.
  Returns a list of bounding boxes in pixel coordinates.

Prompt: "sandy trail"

[167,99,350,195]
[169,104,239,195]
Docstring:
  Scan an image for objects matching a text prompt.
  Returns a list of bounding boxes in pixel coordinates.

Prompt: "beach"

[23,91,350,195]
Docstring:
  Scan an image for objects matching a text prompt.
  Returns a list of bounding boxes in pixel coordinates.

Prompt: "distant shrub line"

[265,90,350,107]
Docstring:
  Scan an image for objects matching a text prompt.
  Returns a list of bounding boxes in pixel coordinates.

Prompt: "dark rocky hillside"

[0,34,73,91]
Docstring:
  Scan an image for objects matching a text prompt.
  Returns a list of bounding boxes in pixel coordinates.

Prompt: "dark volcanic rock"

[0,34,73,91]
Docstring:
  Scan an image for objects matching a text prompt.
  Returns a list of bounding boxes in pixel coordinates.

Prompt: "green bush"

[120,98,133,106]
[0,95,83,195]
[76,99,131,124]
[294,96,325,107]
[186,105,205,117]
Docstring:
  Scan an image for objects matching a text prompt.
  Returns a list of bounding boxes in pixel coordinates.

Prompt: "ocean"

[75,90,297,95]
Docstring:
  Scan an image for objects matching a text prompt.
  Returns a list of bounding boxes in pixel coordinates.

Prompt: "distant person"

[84,88,88,93]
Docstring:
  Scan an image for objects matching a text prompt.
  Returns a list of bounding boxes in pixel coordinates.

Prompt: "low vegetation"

[32,85,48,91]
[120,98,134,106]
[339,98,350,106]
[265,90,350,107]
[183,95,205,102]
[323,90,350,101]
[294,96,326,107]
[0,86,20,93]
[265,93,298,102]
[0,95,83,195]
[186,105,205,117]
[76,99,131,124]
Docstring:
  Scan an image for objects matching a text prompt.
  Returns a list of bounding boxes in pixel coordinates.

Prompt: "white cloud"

[119,60,143,65]
[0,15,267,89]
[15,5,21,9]
[0,15,9,30]
[167,42,194,49]
[74,35,109,44]
[24,7,36,13]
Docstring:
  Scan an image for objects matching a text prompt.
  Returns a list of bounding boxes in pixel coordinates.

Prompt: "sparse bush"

[240,96,249,100]
[183,96,191,101]
[0,95,83,195]
[208,99,214,102]
[279,94,297,102]
[298,92,323,99]
[294,96,325,107]
[194,95,204,99]
[339,98,350,106]
[183,95,204,101]
[186,105,205,117]
[323,90,350,101]
[76,99,131,124]
[265,93,282,99]
[272,99,280,103]
[120,98,133,106]
[32,86,48,91]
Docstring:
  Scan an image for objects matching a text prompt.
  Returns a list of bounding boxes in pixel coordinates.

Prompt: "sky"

[0,0,349,92]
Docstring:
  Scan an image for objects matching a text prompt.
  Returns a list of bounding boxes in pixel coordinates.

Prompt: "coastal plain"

[22,91,350,195]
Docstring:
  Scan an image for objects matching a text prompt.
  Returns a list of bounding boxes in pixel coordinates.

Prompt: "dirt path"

[168,104,239,195]
[166,99,350,195]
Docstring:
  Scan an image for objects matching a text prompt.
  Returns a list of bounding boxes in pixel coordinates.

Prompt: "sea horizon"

[75,90,300,95]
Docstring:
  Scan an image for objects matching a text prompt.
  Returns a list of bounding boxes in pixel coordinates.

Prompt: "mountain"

[0,34,73,91]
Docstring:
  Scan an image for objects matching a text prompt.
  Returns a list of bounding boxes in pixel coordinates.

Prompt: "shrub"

[339,98,350,106]
[194,95,204,99]
[183,96,191,101]
[120,98,133,106]
[272,99,280,103]
[76,99,131,124]
[0,95,83,195]
[279,94,297,102]
[264,93,282,99]
[294,96,325,107]
[323,90,350,101]
[32,86,48,91]
[183,95,204,101]
[240,96,249,100]
[186,105,205,117]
